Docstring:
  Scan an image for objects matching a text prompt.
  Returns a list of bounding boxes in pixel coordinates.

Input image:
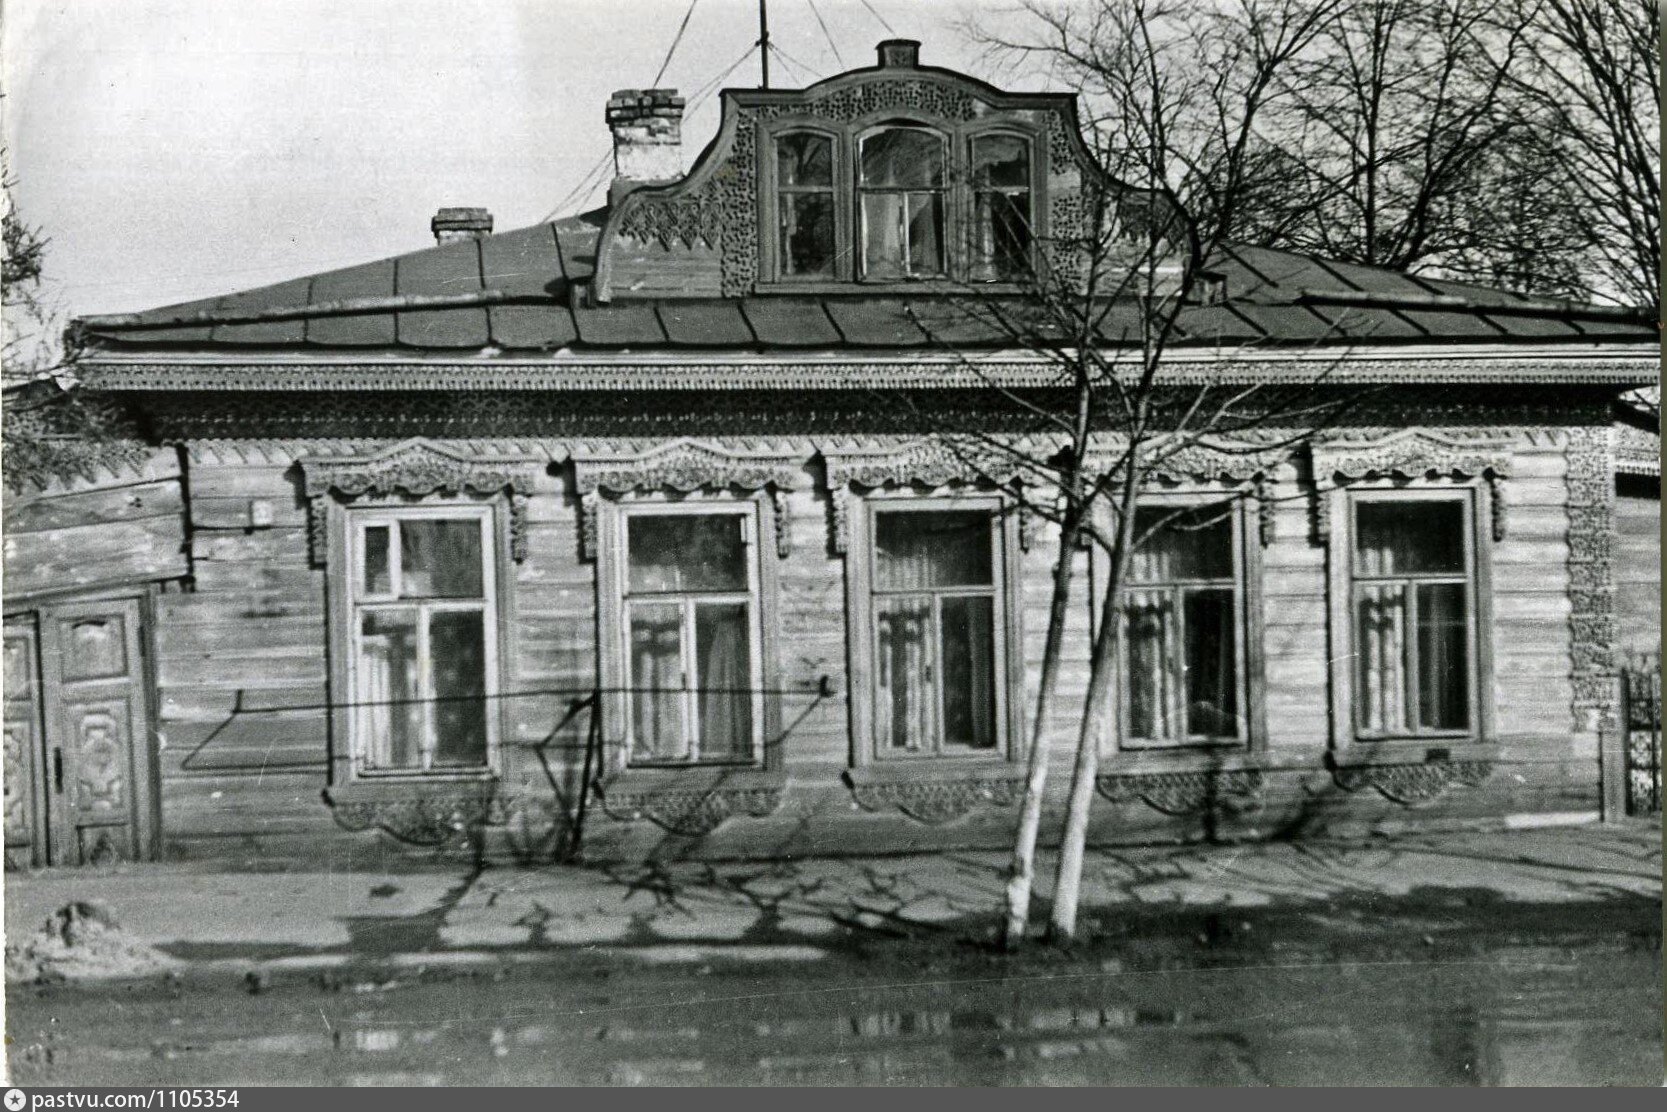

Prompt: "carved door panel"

[4,617,44,869]
[26,598,157,866]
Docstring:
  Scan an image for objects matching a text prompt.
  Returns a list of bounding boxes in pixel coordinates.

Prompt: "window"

[869,508,1004,756]
[970,134,1032,281]
[621,508,762,765]
[348,509,496,774]
[775,132,835,278]
[1122,504,1246,747]
[859,126,946,280]
[1350,496,1474,737]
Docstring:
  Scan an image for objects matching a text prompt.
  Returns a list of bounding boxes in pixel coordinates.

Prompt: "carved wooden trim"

[298,438,539,564]
[595,784,783,836]
[1081,436,1287,546]
[1566,425,1618,733]
[571,438,807,561]
[326,793,510,847]
[1331,760,1493,804]
[820,437,1041,553]
[1096,769,1265,815]
[845,773,1024,824]
[1310,429,1512,543]
[81,358,1661,394]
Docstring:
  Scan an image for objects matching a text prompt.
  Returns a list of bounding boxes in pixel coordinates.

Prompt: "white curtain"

[1126,591,1175,740]
[876,597,934,751]
[1356,583,1408,733]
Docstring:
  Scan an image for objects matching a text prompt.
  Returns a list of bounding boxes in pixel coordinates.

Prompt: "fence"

[1622,655,1661,816]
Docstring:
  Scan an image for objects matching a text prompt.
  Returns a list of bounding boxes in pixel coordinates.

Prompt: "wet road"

[8,898,1662,1085]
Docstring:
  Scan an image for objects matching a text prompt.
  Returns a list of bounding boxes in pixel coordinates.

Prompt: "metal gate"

[1622,659,1661,816]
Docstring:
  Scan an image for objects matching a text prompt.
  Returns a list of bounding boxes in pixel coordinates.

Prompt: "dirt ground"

[7,885,1661,1086]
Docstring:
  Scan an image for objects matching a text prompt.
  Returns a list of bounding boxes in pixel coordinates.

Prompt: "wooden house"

[6,42,1657,866]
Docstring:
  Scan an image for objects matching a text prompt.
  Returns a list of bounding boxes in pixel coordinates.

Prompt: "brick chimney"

[431,207,493,244]
[876,39,921,68]
[606,88,684,201]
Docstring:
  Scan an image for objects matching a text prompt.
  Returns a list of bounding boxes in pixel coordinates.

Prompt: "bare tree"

[932,0,1359,944]
[1481,0,1660,309]
[2,136,65,386]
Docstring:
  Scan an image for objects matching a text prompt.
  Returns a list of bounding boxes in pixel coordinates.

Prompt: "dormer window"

[859,126,947,280]
[776,132,836,278]
[970,134,1033,282]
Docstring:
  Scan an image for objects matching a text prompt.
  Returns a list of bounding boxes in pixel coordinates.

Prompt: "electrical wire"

[767,41,821,86]
[650,0,702,87]
[858,0,895,35]
[805,0,845,69]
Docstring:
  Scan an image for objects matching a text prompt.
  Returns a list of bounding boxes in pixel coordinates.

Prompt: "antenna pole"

[759,0,770,88]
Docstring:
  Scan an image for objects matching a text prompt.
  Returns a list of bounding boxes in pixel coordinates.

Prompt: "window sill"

[326,774,498,804]
[1095,750,1265,815]
[1329,738,1499,769]
[1100,746,1259,777]
[751,279,1029,297]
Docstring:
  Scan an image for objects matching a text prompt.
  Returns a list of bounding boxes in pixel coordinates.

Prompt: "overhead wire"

[805,0,845,69]
[858,0,895,35]
[539,0,705,222]
[650,0,702,86]
[767,41,821,85]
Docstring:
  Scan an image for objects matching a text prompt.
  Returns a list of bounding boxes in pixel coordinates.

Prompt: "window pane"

[862,192,907,281]
[1417,583,1469,730]
[940,595,997,749]
[627,514,747,593]
[1354,501,1465,575]
[1356,583,1409,733]
[860,128,943,187]
[906,192,944,275]
[629,603,686,761]
[777,132,832,186]
[358,610,423,769]
[399,519,483,598]
[875,510,994,589]
[362,525,391,595]
[973,189,1031,280]
[1184,588,1239,737]
[430,610,488,765]
[780,193,834,277]
[1124,591,1174,740]
[1132,505,1234,582]
[973,135,1029,188]
[696,602,753,760]
[875,596,934,751]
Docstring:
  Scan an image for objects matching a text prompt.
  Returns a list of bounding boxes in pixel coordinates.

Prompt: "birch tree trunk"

[1002,514,1082,948]
[1046,574,1125,942]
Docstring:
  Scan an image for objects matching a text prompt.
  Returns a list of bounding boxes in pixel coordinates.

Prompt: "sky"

[3,0,1050,318]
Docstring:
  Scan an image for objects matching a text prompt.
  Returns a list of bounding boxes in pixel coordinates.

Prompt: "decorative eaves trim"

[77,357,1659,392]
[296,437,541,564]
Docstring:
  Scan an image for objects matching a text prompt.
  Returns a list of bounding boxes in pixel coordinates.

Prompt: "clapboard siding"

[121,423,1614,863]
[2,457,189,601]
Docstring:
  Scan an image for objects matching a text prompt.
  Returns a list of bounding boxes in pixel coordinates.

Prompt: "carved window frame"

[1093,489,1268,771]
[594,492,781,777]
[573,440,804,790]
[1313,434,1506,765]
[299,440,536,790]
[843,488,1027,774]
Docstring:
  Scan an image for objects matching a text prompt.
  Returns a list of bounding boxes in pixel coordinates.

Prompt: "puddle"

[7,900,1660,1086]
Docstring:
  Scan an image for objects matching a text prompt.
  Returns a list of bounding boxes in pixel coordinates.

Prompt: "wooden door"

[4,616,45,868]
[4,597,156,866]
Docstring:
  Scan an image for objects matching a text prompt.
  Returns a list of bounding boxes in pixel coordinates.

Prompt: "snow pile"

[5,900,176,982]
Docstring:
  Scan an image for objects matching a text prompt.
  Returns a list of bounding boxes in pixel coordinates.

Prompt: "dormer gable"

[593,40,1180,303]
